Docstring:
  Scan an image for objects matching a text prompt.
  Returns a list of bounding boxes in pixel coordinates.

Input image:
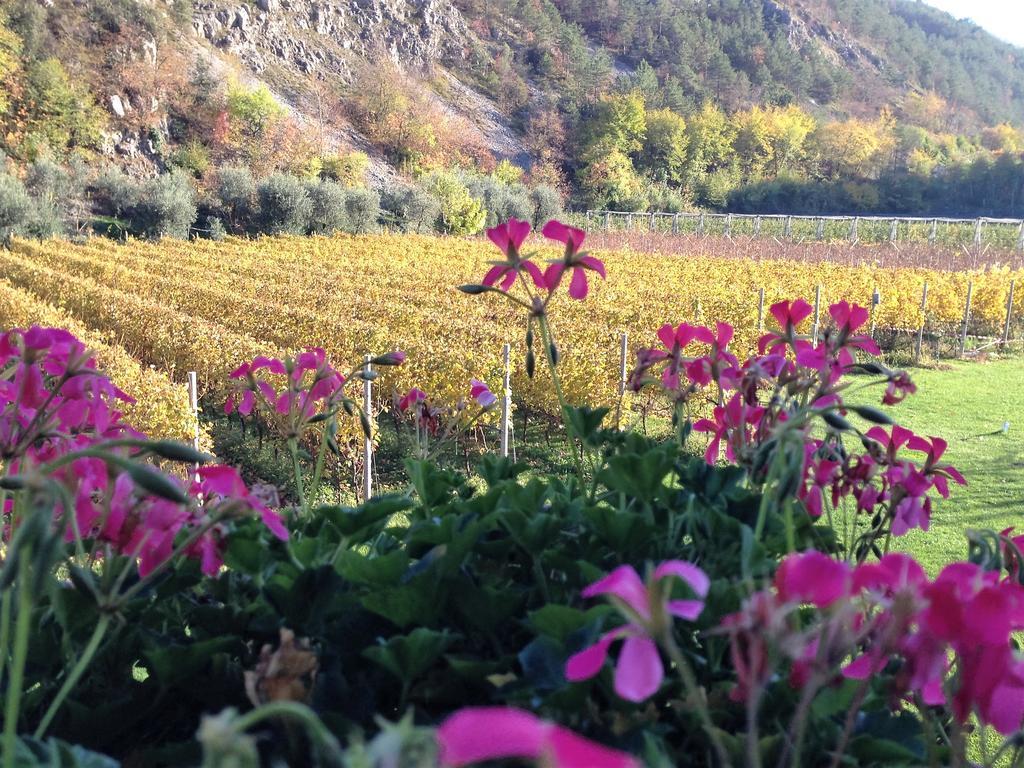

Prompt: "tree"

[639,108,688,184]
[579,91,647,156]
[684,102,737,188]
[810,117,895,180]
[577,142,647,210]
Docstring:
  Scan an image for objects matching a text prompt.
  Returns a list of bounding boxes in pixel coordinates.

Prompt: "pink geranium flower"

[758,299,814,354]
[774,551,851,608]
[398,388,427,412]
[565,561,709,702]
[541,220,605,300]
[194,465,289,542]
[482,218,545,292]
[437,707,639,768]
[469,379,497,408]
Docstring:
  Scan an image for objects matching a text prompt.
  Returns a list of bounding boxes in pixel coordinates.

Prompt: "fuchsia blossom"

[565,561,709,702]
[194,465,289,542]
[758,299,814,354]
[692,393,765,464]
[469,379,497,408]
[540,220,606,300]
[483,218,546,292]
[398,388,427,412]
[437,707,638,768]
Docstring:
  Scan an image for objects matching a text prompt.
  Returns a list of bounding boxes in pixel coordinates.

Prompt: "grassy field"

[887,356,1024,573]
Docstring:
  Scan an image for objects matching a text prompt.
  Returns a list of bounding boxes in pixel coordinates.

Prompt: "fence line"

[584,210,1024,250]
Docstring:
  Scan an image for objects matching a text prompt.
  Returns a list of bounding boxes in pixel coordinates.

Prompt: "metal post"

[812,285,822,344]
[959,282,973,358]
[363,355,373,500]
[187,371,200,482]
[757,288,765,331]
[973,219,983,247]
[649,212,655,232]
[604,212,610,231]
[627,213,633,231]
[929,219,938,246]
[585,210,592,231]
[869,287,881,338]
[618,332,628,398]
[784,216,792,239]
[889,219,898,243]
[915,281,928,364]
[500,343,511,457]
[1004,279,1016,344]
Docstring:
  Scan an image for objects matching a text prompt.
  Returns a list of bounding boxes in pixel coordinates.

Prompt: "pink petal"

[544,263,566,291]
[568,266,588,300]
[613,636,663,702]
[521,260,546,288]
[261,507,290,541]
[546,726,640,768]
[653,560,710,599]
[487,224,511,254]
[483,265,508,288]
[666,599,705,621]
[565,630,621,681]
[578,255,606,278]
[500,267,518,292]
[657,324,677,350]
[507,218,531,250]
[437,707,546,766]
[582,565,649,619]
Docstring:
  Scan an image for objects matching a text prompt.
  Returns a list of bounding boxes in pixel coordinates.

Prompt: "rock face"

[192,0,470,78]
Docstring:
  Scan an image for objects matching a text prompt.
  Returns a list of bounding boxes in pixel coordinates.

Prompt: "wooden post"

[754,215,761,236]
[649,212,656,232]
[869,287,881,338]
[815,217,824,241]
[929,219,938,246]
[784,216,792,239]
[959,281,973,358]
[698,212,705,236]
[724,213,733,238]
[973,219,983,247]
[757,288,765,331]
[889,219,898,243]
[1004,279,1017,344]
[672,213,679,234]
[1017,221,1024,252]
[500,343,511,457]
[915,281,928,364]
[363,355,373,500]
[812,285,822,345]
[849,217,858,243]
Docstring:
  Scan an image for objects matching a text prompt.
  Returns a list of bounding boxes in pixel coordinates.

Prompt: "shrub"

[255,172,312,235]
[423,172,486,235]
[128,172,197,240]
[0,172,31,241]
[381,184,441,233]
[645,182,689,213]
[214,164,256,233]
[321,151,369,187]
[306,179,349,235]
[528,183,563,227]
[342,186,380,234]
[465,174,533,228]
[169,139,211,178]
[203,215,227,241]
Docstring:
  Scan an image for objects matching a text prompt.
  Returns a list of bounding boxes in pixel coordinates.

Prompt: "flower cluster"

[629,298,963,551]
[565,560,709,702]
[2,326,287,581]
[396,379,498,448]
[725,549,1024,734]
[483,218,606,300]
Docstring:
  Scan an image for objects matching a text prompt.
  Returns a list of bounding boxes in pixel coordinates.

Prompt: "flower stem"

[3,556,33,768]
[288,439,306,513]
[230,700,344,765]
[660,629,733,768]
[0,590,10,694]
[34,613,112,738]
[537,315,585,485]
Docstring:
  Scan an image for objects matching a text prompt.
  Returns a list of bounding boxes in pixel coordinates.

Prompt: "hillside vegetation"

[1,0,1024,241]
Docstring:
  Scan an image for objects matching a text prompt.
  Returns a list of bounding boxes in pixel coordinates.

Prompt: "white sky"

[923,0,1024,48]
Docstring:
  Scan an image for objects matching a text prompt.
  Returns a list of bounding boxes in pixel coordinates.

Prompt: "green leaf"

[336,549,409,585]
[563,406,610,445]
[362,628,455,684]
[318,494,414,539]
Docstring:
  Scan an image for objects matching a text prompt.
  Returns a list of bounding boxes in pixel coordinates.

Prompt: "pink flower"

[774,551,851,608]
[437,707,639,768]
[482,218,545,292]
[194,465,289,542]
[469,379,496,408]
[541,220,605,300]
[692,393,765,464]
[565,561,709,702]
[759,299,814,354]
[882,370,916,405]
[398,388,427,412]
[654,323,700,390]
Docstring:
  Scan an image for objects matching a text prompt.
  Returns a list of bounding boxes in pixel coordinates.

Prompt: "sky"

[923,0,1024,48]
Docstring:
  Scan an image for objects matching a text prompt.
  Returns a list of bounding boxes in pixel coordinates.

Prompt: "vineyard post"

[627,213,633,231]
[1004,279,1016,344]
[929,219,938,246]
[500,343,511,458]
[754,216,761,236]
[973,219,983,247]
[187,371,200,482]
[784,216,792,239]
[586,211,592,231]
[363,355,373,501]
[672,213,680,234]
[604,212,610,231]
[849,217,859,244]
[870,288,881,339]
[915,282,928,364]
[888,219,898,244]
[724,213,732,238]
[649,212,655,232]
[1017,221,1024,251]
[614,331,629,430]
[812,285,822,344]
[815,217,824,241]
[698,213,705,236]
[757,287,765,331]
[959,282,973,358]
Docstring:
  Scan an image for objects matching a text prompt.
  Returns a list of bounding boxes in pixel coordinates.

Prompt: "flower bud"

[371,350,406,366]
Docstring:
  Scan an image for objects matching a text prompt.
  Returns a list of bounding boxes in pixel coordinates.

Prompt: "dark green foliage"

[529,183,563,227]
[381,184,442,234]
[255,172,312,235]
[341,186,381,234]
[306,178,349,235]
[214,165,256,234]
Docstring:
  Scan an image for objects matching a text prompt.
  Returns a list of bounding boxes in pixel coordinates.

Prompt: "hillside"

[1,0,1024,228]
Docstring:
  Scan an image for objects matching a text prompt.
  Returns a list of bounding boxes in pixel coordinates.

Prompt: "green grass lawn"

[884,357,1024,573]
